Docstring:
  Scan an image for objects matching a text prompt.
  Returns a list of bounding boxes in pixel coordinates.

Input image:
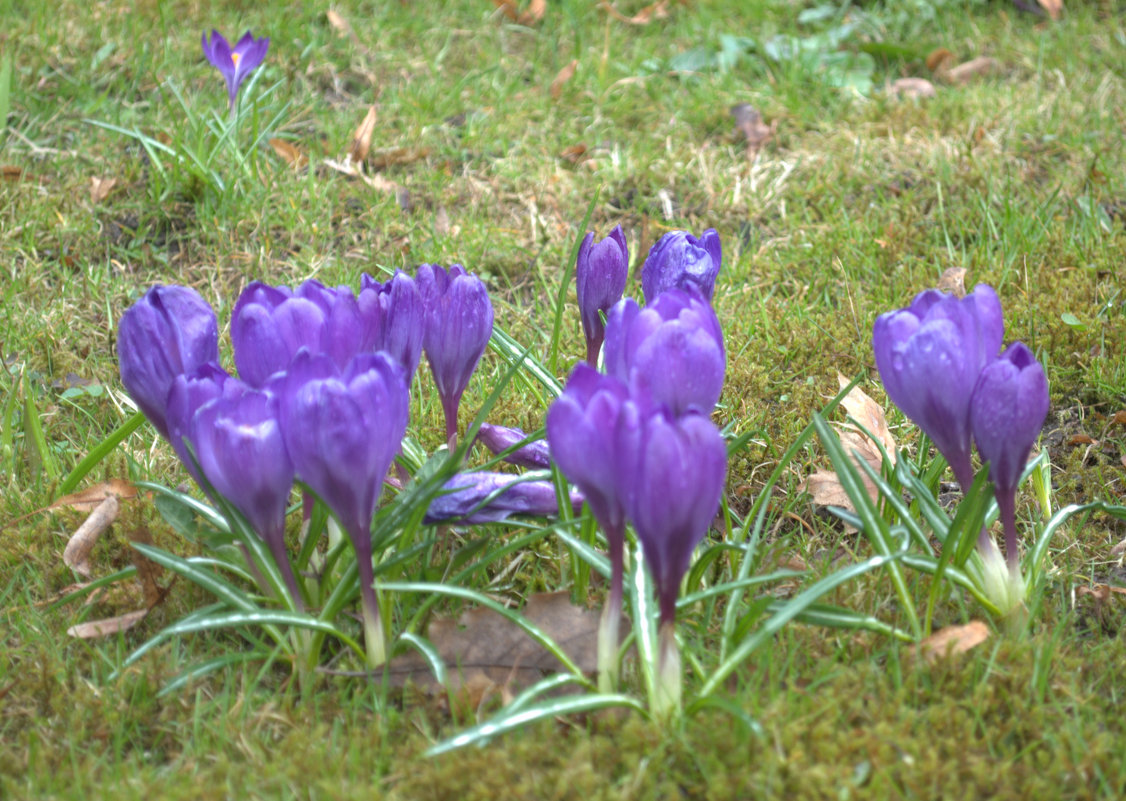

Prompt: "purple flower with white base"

[640,229,722,303]
[201,30,269,112]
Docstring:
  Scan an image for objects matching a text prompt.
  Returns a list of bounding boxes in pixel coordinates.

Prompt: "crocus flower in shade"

[476,423,551,469]
[640,228,722,304]
[971,341,1049,573]
[201,30,270,113]
[416,264,494,448]
[575,225,629,366]
[423,471,579,524]
[118,284,220,439]
[624,408,727,718]
[165,362,245,485]
[276,350,409,666]
[603,289,726,417]
[188,388,302,608]
[872,284,1004,492]
[547,363,642,689]
[359,271,425,379]
[231,280,365,387]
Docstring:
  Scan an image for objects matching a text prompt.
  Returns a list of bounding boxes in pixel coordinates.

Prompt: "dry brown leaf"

[434,206,451,236]
[67,609,148,639]
[925,48,955,72]
[50,479,138,512]
[551,59,578,100]
[730,104,773,161]
[269,138,308,170]
[936,267,967,297]
[326,9,359,42]
[885,78,936,100]
[323,157,400,194]
[1,166,26,181]
[1037,0,1063,20]
[62,495,119,578]
[599,0,670,25]
[559,144,588,164]
[803,470,854,511]
[89,176,117,203]
[348,106,378,165]
[1110,539,1126,557]
[941,57,998,85]
[386,591,604,701]
[1078,584,1126,601]
[837,373,897,465]
[1110,410,1126,426]
[909,621,990,664]
[494,0,545,25]
[1067,433,1096,446]
[368,147,430,170]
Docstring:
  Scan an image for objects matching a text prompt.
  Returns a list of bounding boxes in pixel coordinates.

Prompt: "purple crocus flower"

[603,289,726,417]
[275,350,409,666]
[640,229,722,304]
[117,284,220,439]
[416,264,494,448]
[872,284,1004,491]
[359,271,425,379]
[201,30,270,112]
[575,225,629,366]
[476,424,551,469]
[971,342,1049,568]
[188,387,302,607]
[624,407,726,714]
[165,362,245,485]
[230,280,364,387]
[423,471,579,524]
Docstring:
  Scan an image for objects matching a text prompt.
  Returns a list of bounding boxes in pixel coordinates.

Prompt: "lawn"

[2,0,1125,798]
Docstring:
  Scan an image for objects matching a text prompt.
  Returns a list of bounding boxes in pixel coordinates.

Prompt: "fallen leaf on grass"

[909,620,990,664]
[386,591,603,705]
[1036,0,1063,20]
[1067,433,1097,446]
[1,165,26,181]
[939,56,998,85]
[349,106,378,164]
[925,48,955,72]
[326,9,360,43]
[50,479,138,512]
[838,372,897,462]
[730,104,773,161]
[1077,584,1126,601]
[599,0,670,25]
[559,143,588,164]
[935,267,967,297]
[494,0,546,25]
[1109,410,1126,426]
[89,176,117,203]
[269,138,308,170]
[885,78,936,100]
[1110,540,1126,557]
[368,147,430,170]
[67,608,149,639]
[63,495,119,578]
[550,59,578,100]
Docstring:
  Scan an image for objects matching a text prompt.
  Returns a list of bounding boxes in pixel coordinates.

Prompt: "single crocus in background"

[547,363,640,690]
[118,284,220,439]
[640,228,722,304]
[276,351,410,667]
[188,388,302,608]
[624,407,727,719]
[417,264,494,449]
[422,471,578,524]
[872,284,1004,494]
[476,423,551,469]
[575,225,629,366]
[201,30,270,113]
[603,289,726,418]
[971,341,1049,603]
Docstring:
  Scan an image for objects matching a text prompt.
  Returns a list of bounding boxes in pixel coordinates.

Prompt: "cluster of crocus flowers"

[117,265,494,667]
[201,30,270,113]
[550,225,728,713]
[873,284,1049,614]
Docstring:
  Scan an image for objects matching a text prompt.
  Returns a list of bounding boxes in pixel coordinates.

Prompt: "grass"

[2,0,1126,797]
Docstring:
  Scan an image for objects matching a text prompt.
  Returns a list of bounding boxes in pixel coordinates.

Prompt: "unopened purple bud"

[360,271,425,379]
[166,362,246,484]
[872,284,1004,489]
[423,471,579,524]
[477,424,551,469]
[576,225,629,365]
[640,229,722,304]
[118,285,220,439]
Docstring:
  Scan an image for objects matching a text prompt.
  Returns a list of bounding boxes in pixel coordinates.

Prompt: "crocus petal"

[575,225,629,364]
[640,229,723,303]
[476,424,551,469]
[423,471,579,524]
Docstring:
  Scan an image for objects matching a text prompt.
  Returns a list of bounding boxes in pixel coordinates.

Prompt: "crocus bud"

[166,362,245,485]
[275,350,409,666]
[603,290,726,417]
[640,229,722,304]
[971,341,1049,568]
[118,285,220,439]
[423,471,579,524]
[201,30,270,112]
[575,225,629,365]
[188,388,302,605]
[872,284,1004,490]
[476,424,551,469]
[360,271,425,379]
[417,264,494,447]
